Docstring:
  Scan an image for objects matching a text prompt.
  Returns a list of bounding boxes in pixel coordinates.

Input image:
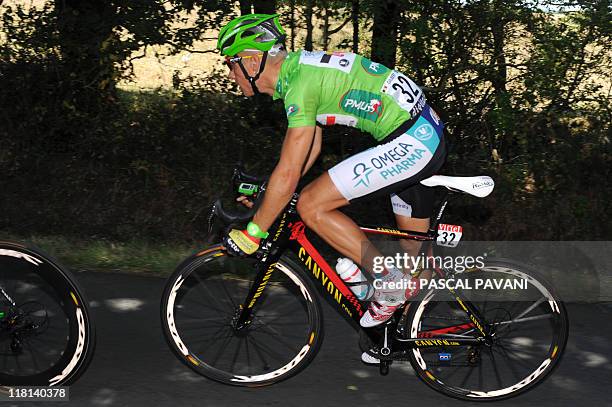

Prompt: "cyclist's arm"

[301,125,322,176]
[252,126,316,231]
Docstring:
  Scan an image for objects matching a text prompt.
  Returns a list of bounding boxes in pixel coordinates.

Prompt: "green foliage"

[0,0,611,242]
[1,233,195,274]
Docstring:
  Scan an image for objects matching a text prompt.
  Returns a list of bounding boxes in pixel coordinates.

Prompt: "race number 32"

[437,224,463,247]
[381,71,425,116]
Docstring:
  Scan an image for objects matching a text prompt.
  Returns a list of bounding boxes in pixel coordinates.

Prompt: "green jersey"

[273,50,427,141]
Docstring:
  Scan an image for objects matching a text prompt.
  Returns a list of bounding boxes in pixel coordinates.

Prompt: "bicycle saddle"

[420,175,494,198]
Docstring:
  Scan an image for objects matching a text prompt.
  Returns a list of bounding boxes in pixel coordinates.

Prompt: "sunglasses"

[224,54,261,70]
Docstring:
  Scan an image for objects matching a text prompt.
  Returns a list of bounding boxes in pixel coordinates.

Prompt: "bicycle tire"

[160,246,324,387]
[406,259,568,401]
[0,241,96,386]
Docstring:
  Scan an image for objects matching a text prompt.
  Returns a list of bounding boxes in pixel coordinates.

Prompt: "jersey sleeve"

[283,71,319,128]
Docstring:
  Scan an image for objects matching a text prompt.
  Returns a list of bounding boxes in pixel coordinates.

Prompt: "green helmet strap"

[238,51,268,95]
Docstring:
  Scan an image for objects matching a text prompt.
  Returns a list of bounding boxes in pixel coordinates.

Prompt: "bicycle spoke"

[247,335,272,371]
[487,347,504,390]
[210,332,233,367]
[458,361,476,389]
[219,276,237,308]
[191,273,234,315]
[244,335,252,376]
[23,340,43,373]
[254,308,306,327]
[495,340,541,367]
[478,352,483,389]
[176,317,228,328]
[229,336,244,373]
[195,332,236,357]
[193,324,231,344]
[513,298,546,321]
[491,344,527,381]
[250,326,300,354]
[493,313,553,327]
[249,326,305,342]
[246,334,291,362]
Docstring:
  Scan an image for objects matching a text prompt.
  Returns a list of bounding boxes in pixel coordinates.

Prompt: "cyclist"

[218,14,446,343]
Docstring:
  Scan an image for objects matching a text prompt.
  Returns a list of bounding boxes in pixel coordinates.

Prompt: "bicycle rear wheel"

[406,260,568,401]
[161,246,323,386]
[0,241,96,386]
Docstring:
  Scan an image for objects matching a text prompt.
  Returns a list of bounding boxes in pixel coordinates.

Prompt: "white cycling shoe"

[359,267,407,328]
[359,299,404,328]
[361,351,380,364]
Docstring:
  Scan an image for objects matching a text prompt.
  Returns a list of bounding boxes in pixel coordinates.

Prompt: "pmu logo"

[286,104,299,117]
[352,162,374,188]
[340,90,383,122]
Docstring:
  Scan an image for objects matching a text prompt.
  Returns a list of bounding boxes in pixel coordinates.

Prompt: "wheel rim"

[410,265,566,398]
[165,253,317,383]
[0,247,88,385]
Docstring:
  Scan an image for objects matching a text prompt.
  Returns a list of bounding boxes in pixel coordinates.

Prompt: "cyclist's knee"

[296,192,322,226]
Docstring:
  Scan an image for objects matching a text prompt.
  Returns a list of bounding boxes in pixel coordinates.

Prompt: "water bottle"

[336,258,374,300]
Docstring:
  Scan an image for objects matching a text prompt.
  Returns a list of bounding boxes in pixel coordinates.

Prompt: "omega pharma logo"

[360,57,388,76]
[340,90,383,122]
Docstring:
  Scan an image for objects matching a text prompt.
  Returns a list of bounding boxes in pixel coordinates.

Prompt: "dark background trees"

[0,0,610,241]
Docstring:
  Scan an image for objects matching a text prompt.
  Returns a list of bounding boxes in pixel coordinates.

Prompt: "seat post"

[428,190,453,235]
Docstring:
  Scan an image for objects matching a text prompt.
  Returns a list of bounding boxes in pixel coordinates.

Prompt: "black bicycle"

[160,168,568,401]
[0,241,95,386]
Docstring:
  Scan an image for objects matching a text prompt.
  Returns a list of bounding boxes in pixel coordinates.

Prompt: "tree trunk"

[305,0,314,51]
[490,17,508,97]
[289,0,296,51]
[239,0,252,15]
[352,0,359,53]
[55,0,116,102]
[322,2,329,50]
[370,0,399,67]
[253,0,276,14]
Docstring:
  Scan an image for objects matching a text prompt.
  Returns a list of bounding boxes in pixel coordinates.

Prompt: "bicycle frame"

[230,191,489,350]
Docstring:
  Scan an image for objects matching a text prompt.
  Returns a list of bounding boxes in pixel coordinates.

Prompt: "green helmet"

[217,14,286,57]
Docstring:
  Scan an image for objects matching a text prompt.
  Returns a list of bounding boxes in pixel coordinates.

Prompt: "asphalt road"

[19,271,612,407]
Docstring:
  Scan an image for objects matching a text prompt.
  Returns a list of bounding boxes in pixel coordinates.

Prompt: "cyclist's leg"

[391,185,436,283]
[392,183,435,260]
[296,173,380,272]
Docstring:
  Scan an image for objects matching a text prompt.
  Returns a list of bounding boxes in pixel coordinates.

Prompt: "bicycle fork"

[233,203,297,332]
[233,257,279,331]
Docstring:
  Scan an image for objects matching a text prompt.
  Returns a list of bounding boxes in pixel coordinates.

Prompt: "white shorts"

[328,109,443,204]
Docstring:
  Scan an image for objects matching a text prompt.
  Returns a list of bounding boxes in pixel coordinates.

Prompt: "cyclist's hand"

[236,195,254,208]
[223,229,260,257]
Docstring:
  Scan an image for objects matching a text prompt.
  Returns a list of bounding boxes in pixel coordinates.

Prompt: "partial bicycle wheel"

[160,245,324,386]
[0,241,96,386]
[406,259,568,401]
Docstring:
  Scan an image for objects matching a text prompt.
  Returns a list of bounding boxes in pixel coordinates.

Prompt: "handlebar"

[207,166,267,230]
[211,198,256,225]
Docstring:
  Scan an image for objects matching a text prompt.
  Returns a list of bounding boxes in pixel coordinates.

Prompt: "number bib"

[381,71,426,117]
[437,224,463,247]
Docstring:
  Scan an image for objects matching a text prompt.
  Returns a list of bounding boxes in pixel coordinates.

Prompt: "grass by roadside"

[1,233,202,276]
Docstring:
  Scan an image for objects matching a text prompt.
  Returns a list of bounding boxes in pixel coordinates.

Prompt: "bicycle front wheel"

[161,246,323,386]
[406,260,568,401]
[0,241,96,386]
